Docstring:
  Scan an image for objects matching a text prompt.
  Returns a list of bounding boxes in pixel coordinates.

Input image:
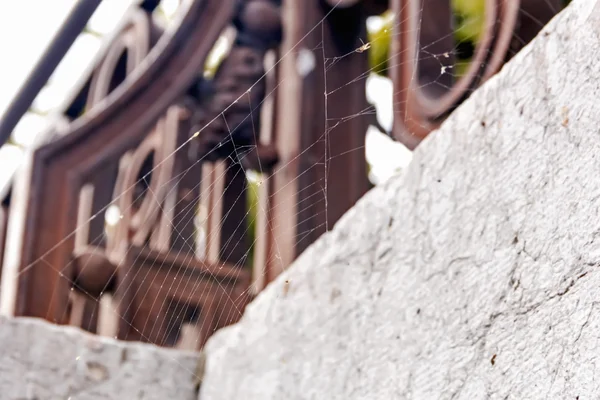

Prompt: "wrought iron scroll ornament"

[392,0,562,150]
[66,0,283,347]
[192,0,282,171]
[71,0,284,300]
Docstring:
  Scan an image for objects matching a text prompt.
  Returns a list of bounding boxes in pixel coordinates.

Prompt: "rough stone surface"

[0,316,200,400]
[201,1,600,399]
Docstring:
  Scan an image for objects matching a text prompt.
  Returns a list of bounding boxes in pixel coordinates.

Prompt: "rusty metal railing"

[0,0,567,350]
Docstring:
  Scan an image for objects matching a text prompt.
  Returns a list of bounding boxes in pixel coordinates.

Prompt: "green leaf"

[245,176,260,267]
[367,11,394,76]
[452,0,486,44]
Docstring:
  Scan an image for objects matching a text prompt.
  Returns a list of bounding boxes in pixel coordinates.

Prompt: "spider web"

[0,0,568,389]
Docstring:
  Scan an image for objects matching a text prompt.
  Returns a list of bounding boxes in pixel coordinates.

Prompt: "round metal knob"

[72,247,117,298]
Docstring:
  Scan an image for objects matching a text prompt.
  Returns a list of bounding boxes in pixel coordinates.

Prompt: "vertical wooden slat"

[88,164,120,248]
[252,49,279,292]
[202,161,227,264]
[170,112,201,254]
[219,162,248,266]
[252,177,271,293]
[0,204,9,286]
[76,184,95,250]
[262,0,306,284]
[71,183,101,332]
[97,293,118,338]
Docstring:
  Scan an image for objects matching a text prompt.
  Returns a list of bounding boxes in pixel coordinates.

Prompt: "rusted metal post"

[255,0,371,288]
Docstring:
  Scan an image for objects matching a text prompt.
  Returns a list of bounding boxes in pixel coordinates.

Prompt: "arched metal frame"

[392,0,563,149]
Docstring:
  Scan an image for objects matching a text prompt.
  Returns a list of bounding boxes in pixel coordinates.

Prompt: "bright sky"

[0,1,76,189]
[0,1,411,190]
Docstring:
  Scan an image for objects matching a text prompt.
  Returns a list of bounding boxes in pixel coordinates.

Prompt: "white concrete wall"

[0,316,200,400]
[201,1,600,398]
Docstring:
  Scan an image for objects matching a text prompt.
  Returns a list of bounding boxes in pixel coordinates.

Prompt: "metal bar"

[0,0,102,147]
